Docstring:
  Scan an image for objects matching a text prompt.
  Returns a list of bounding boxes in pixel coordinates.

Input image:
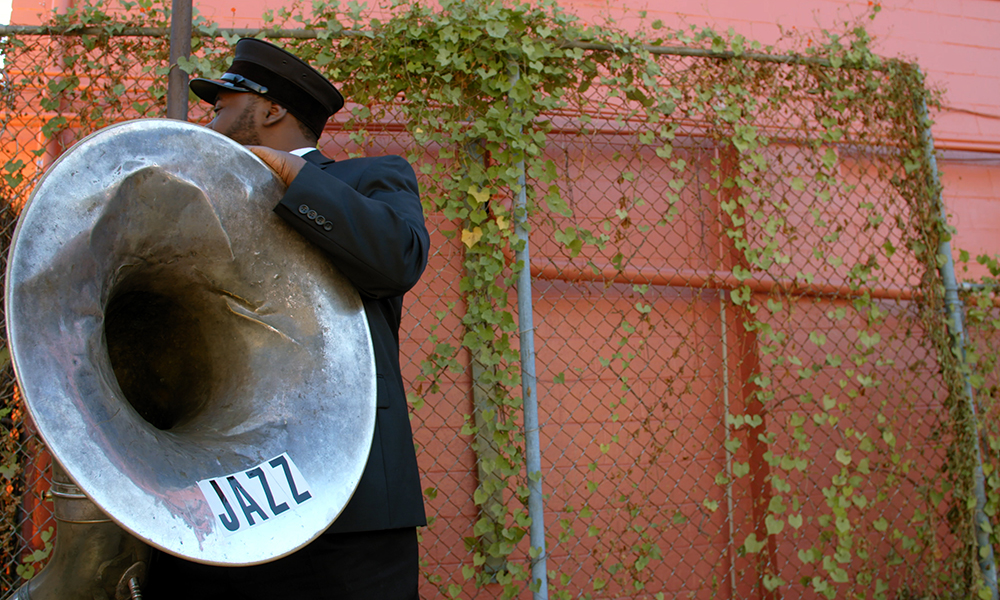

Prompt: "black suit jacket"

[273,150,429,533]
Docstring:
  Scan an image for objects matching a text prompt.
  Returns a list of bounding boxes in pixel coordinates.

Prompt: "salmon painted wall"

[4,0,997,596]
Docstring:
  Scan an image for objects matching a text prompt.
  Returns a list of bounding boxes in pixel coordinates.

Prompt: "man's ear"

[261,101,288,127]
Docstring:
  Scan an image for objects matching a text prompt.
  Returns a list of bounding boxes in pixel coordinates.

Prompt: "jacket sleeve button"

[298,204,309,214]
[323,222,333,231]
[307,210,318,220]
[315,215,326,225]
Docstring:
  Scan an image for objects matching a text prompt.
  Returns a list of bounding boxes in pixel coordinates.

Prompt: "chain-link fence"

[514,52,966,599]
[0,3,991,598]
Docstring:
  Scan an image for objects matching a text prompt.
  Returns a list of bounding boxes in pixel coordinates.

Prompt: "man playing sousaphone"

[145,38,430,599]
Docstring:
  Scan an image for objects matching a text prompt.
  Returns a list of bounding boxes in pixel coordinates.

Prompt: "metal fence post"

[463,138,509,579]
[509,58,549,600]
[166,0,191,120]
[918,83,1000,600]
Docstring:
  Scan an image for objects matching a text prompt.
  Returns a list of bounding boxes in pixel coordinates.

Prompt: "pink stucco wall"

[5,1,997,597]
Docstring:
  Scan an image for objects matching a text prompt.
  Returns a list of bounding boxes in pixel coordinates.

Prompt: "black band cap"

[190,38,344,139]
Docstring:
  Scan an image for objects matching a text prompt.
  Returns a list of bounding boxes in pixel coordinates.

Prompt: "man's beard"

[221,101,262,145]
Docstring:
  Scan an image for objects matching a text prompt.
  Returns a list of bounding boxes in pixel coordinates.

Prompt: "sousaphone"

[5,120,376,595]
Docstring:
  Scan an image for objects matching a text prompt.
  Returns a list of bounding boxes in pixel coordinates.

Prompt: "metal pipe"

[0,24,878,70]
[0,25,369,38]
[918,76,999,600]
[166,0,191,120]
[509,59,549,600]
[720,289,737,596]
[530,259,915,301]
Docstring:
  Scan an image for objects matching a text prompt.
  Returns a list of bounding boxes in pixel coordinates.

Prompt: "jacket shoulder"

[319,155,417,192]
[327,154,411,170]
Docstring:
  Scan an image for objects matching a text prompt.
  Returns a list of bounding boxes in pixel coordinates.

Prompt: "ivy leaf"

[462,227,483,248]
[733,265,752,282]
[765,515,785,535]
[554,227,583,256]
[743,533,767,554]
[763,574,785,591]
[544,187,572,216]
[821,147,838,170]
[882,430,896,447]
[473,517,493,536]
[468,186,490,205]
[625,87,652,107]
[485,21,509,39]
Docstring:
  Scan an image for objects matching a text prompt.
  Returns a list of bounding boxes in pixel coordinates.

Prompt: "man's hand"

[247,146,307,186]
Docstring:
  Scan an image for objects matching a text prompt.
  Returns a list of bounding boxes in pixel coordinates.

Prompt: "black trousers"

[144,527,419,600]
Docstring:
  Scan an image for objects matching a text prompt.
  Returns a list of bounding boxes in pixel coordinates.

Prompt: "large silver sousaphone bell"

[5,120,376,593]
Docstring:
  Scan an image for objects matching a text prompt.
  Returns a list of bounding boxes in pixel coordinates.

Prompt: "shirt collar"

[289,147,317,157]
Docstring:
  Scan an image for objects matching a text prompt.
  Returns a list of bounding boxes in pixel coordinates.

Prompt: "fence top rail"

[0,24,896,71]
